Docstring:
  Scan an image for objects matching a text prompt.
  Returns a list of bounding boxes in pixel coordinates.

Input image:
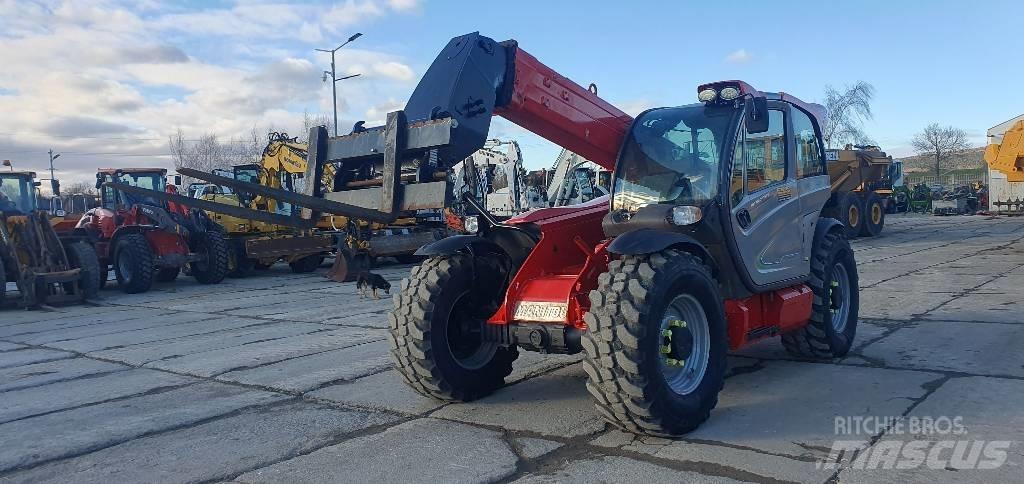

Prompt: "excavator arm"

[302,32,632,220]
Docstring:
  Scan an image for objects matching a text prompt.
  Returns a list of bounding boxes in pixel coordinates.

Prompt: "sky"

[1,0,1022,186]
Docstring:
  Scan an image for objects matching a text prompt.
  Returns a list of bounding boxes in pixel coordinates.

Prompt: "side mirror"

[95,173,104,190]
[33,181,42,187]
[173,175,182,186]
[745,96,769,134]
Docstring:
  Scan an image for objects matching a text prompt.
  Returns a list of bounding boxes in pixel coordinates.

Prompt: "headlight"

[463,215,479,234]
[697,88,717,103]
[719,86,741,101]
[670,206,702,225]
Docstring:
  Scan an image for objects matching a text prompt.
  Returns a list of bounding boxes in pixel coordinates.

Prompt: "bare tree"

[63,181,98,196]
[301,111,334,142]
[911,123,971,180]
[821,81,875,148]
[169,129,234,186]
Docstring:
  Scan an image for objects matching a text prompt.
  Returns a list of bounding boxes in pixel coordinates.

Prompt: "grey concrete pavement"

[1,214,1023,483]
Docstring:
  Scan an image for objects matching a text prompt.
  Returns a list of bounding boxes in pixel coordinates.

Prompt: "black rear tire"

[782,230,859,358]
[582,250,728,436]
[113,233,154,294]
[389,254,518,401]
[155,267,180,282]
[228,239,254,278]
[191,231,229,284]
[289,255,324,273]
[858,193,885,237]
[838,192,864,239]
[65,241,101,299]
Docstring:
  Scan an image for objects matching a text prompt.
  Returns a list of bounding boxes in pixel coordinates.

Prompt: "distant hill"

[899,147,985,173]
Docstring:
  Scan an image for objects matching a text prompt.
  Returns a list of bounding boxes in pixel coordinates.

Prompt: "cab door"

[728,102,808,286]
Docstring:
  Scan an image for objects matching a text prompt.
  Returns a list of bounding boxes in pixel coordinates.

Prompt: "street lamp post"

[317,33,363,137]
[48,149,61,196]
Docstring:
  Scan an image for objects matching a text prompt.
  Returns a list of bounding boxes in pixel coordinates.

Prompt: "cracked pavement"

[1,214,1022,483]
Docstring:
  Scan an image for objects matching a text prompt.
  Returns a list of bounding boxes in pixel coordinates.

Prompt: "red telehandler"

[193,32,860,436]
[386,33,858,436]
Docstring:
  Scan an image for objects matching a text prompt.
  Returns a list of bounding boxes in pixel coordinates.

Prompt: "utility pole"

[48,149,61,196]
[317,33,363,137]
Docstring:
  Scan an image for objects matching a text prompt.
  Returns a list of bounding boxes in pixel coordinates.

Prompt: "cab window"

[732,109,787,196]
[793,108,824,178]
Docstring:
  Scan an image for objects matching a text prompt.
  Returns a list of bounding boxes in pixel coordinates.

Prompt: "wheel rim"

[659,294,710,396]
[871,204,882,224]
[848,205,860,227]
[117,249,132,284]
[444,290,497,370]
[829,262,851,332]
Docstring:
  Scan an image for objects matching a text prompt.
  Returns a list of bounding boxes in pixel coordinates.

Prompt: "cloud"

[118,45,189,64]
[371,62,415,81]
[725,49,752,64]
[616,99,654,117]
[388,0,421,11]
[0,0,422,182]
[44,116,136,137]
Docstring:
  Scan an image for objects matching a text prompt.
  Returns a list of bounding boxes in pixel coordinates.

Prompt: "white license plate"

[513,302,568,322]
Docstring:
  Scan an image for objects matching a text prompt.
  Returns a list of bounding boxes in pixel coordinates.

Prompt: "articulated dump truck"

[824,146,896,238]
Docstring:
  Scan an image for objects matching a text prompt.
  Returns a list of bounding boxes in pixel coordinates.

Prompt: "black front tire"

[389,254,518,401]
[582,250,728,436]
[782,230,859,358]
[191,231,229,284]
[65,241,101,299]
[859,193,885,237]
[113,233,155,294]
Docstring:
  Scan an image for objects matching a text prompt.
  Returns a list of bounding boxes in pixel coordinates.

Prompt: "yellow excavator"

[985,119,1024,182]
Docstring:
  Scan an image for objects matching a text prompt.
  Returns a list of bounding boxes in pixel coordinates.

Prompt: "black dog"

[356,272,391,299]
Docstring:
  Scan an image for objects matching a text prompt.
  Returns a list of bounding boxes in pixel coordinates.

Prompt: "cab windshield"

[0,176,35,213]
[106,172,165,208]
[612,105,737,211]
[116,172,165,190]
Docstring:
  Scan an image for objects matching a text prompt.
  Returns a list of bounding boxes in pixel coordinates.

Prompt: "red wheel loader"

[74,168,229,294]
